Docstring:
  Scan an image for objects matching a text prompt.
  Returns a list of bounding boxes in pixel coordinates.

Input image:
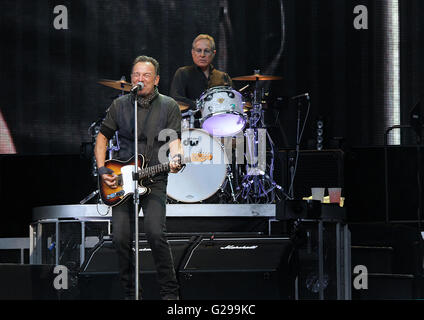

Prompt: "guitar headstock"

[190,153,213,163]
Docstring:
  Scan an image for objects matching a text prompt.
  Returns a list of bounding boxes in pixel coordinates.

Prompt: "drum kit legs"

[233,71,286,204]
[169,70,286,204]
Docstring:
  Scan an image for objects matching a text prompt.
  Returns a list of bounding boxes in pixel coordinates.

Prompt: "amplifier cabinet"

[78,235,198,300]
[179,236,296,300]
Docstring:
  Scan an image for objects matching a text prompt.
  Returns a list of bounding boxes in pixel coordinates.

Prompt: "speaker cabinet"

[179,236,296,300]
[78,235,197,300]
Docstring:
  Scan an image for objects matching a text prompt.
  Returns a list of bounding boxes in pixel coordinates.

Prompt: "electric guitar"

[99,153,212,207]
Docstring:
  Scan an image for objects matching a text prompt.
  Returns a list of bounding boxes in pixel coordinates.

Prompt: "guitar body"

[98,152,212,207]
[99,154,150,207]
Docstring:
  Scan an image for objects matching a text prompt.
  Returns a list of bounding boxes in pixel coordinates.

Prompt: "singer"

[94,55,182,300]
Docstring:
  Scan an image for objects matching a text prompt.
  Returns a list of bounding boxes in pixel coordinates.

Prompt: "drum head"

[167,129,228,203]
[202,113,245,137]
[199,87,245,137]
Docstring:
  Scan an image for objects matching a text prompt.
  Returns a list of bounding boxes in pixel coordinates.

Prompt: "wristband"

[98,166,114,176]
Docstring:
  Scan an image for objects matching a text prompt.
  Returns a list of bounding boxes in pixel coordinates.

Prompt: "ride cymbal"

[98,79,132,92]
[232,74,282,81]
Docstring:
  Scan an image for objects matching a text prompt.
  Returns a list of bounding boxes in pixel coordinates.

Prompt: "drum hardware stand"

[108,131,121,160]
[220,165,237,203]
[239,70,284,203]
[80,189,99,204]
[80,120,104,204]
[181,108,200,129]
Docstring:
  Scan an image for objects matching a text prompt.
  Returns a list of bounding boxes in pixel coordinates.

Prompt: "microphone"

[131,82,144,94]
[290,93,310,100]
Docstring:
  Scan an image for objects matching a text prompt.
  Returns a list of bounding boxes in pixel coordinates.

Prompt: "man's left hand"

[170,154,182,173]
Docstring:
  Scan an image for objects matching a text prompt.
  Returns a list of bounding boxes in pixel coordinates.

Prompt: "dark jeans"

[111,180,179,299]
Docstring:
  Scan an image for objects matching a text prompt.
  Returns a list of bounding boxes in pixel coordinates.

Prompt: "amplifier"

[78,235,198,300]
[179,236,296,300]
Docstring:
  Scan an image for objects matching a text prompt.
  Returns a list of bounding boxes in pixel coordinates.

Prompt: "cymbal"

[176,101,189,111]
[232,74,282,81]
[98,79,132,92]
[243,101,252,112]
[242,101,268,112]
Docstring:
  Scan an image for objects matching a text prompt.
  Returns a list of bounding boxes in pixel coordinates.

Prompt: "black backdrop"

[3,0,424,154]
[1,0,424,236]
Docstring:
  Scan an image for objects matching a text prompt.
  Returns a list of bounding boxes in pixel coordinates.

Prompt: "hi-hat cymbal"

[242,101,268,112]
[98,79,132,92]
[243,101,252,110]
[232,74,282,81]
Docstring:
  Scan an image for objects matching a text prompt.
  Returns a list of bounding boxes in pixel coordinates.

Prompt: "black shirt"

[100,93,181,167]
[170,64,233,110]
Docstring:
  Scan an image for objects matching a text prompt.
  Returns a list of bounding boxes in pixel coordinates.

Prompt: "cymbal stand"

[181,108,200,129]
[106,76,126,159]
[238,70,285,203]
[80,120,103,204]
[219,165,237,203]
[107,132,120,160]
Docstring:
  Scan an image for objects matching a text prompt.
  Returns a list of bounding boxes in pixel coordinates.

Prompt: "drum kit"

[87,70,286,205]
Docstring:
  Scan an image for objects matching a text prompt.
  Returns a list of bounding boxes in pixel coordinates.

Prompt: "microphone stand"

[132,90,140,300]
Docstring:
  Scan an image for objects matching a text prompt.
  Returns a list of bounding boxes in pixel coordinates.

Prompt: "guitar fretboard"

[139,156,191,179]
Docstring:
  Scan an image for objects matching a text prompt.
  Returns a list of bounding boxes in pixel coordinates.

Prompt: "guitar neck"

[138,156,191,179]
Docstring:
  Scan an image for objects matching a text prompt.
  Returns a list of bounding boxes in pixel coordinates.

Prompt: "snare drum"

[198,86,246,137]
[167,129,228,203]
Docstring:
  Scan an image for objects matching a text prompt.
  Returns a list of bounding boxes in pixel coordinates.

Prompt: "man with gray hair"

[170,34,232,111]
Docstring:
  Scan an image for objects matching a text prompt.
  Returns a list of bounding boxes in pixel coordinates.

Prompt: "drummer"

[170,34,233,111]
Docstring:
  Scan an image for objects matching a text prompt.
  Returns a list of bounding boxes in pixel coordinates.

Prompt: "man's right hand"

[98,166,118,189]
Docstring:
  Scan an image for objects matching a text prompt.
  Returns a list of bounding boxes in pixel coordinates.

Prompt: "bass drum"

[167,129,228,203]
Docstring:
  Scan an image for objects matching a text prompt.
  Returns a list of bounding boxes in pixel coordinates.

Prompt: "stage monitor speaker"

[179,236,296,300]
[0,264,59,300]
[78,235,198,300]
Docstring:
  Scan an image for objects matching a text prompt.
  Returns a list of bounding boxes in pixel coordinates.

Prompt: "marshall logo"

[220,245,258,250]
[132,247,151,252]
